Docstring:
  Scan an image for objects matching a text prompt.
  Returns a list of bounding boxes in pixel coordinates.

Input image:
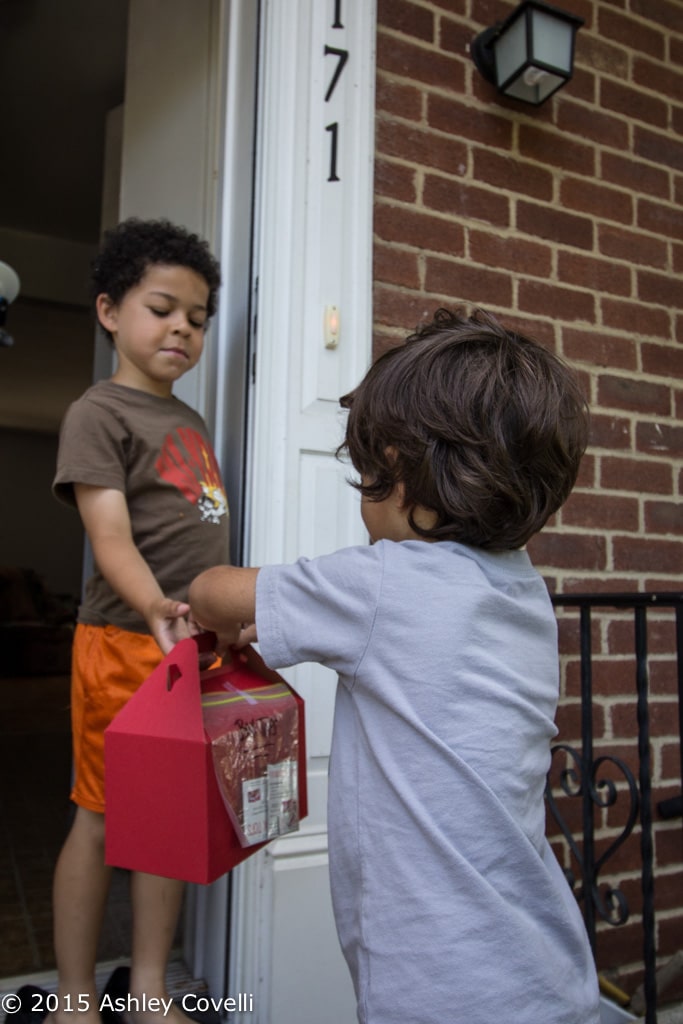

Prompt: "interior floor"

[0,674,133,978]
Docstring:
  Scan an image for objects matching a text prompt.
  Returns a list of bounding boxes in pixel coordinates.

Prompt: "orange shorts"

[70,623,163,813]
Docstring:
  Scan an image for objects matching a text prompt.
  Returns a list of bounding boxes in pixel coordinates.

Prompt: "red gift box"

[104,636,307,884]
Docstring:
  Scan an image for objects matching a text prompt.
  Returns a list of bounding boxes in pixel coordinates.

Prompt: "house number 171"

[324,2,348,182]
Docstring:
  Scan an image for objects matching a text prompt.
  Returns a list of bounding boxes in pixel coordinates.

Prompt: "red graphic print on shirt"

[155,427,228,525]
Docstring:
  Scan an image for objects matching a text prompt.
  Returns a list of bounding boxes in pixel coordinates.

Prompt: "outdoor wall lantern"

[0,261,21,348]
[471,0,584,106]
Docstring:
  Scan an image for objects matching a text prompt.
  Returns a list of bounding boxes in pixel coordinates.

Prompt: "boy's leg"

[129,872,194,1024]
[51,806,112,1024]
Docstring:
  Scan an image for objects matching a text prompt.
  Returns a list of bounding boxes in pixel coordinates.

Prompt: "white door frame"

[226,1,378,1021]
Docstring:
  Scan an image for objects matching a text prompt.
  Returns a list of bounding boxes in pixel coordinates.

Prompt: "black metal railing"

[546,593,683,1024]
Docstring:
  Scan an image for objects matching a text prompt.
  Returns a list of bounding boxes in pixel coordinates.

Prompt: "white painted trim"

[228,1,376,1020]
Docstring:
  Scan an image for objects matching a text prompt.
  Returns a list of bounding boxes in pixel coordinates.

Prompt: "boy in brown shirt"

[51,219,229,1024]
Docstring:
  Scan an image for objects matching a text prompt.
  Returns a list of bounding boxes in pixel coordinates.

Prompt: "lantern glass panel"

[530,8,574,73]
[494,14,527,88]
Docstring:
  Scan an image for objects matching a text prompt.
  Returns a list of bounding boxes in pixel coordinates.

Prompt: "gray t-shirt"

[53,380,230,633]
[257,539,600,1024]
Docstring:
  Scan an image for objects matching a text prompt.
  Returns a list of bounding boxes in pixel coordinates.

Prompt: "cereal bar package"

[202,672,301,847]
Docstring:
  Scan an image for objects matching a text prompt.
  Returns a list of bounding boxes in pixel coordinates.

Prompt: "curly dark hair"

[90,218,221,328]
[339,308,589,550]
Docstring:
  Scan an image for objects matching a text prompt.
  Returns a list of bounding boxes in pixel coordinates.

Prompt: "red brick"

[660,914,683,958]
[577,34,629,79]
[518,124,596,177]
[373,283,443,331]
[517,200,594,251]
[565,657,642,699]
[557,252,631,298]
[575,453,596,489]
[649,659,682,697]
[556,100,629,151]
[423,176,510,227]
[673,105,683,139]
[601,152,670,202]
[597,7,666,59]
[373,158,418,204]
[373,242,420,290]
[562,328,637,370]
[375,76,423,123]
[564,64,596,106]
[590,413,632,451]
[638,198,683,241]
[560,577,636,596]
[635,125,683,174]
[377,0,435,42]
[374,202,465,254]
[472,148,553,201]
[518,279,595,323]
[560,176,633,226]
[598,223,668,270]
[613,536,683,574]
[511,315,560,350]
[430,0,468,16]
[611,699,679,739]
[375,119,468,176]
[427,94,513,151]
[424,257,513,307]
[607,613,680,658]
[662,742,683,780]
[638,422,683,458]
[642,342,683,380]
[376,31,465,91]
[469,230,552,277]
[633,56,683,108]
[528,531,607,570]
[562,492,639,532]
[439,17,475,57]
[600,456,672,495]
[630,0,683,32]
[638,271,683,310]
[601,298,671,339]
[554,700,606,741]
[600,78,668,129]
[644,500,683,535]
[597,374,671,417]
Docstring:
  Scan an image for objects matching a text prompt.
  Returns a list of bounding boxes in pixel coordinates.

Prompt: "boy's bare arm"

[188,565,259,643]
[74,483,192,654]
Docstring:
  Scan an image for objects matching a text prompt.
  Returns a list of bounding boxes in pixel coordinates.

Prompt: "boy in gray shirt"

[189,308,600,1024]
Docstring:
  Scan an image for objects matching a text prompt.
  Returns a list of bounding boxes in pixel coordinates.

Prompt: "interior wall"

[0,427,85,600]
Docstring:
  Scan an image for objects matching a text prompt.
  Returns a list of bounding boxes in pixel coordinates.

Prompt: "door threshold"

[0,956,209,1000]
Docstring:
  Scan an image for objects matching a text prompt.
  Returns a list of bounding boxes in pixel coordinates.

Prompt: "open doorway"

[0,0,129,980]
[1,0,260,995]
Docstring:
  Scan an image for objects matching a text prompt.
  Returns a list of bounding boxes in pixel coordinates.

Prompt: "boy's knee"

[72,805,106,845]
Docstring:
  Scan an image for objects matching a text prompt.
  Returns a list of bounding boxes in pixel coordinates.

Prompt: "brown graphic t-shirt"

[53,380,230,633]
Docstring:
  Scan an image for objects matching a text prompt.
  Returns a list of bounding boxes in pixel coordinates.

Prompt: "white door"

[228,2,377,1021]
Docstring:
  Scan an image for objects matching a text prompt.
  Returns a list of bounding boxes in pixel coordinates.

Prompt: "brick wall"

[373,0,683,1002]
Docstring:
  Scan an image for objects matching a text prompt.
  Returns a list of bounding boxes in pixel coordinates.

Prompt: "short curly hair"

[90,218,221,328]
[339,308,589,551]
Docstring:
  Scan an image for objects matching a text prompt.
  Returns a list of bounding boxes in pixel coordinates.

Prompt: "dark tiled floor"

[0,675,133,978]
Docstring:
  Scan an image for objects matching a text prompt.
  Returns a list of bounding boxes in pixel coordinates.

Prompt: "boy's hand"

[147,597,193,655]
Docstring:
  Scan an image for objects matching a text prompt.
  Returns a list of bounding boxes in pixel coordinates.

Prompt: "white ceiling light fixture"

[471,0,584,107]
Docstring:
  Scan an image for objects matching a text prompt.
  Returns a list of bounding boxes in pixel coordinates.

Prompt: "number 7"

[324,45,349,103]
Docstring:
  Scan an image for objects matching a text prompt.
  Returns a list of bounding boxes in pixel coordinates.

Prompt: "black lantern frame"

[471,0,584,106]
